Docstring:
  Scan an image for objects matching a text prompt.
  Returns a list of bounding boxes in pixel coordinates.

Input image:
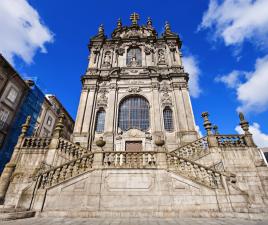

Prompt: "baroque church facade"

[73,13,197,152]
[0,14,268,220]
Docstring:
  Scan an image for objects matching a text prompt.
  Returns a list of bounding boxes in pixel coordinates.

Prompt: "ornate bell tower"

[72,13,198,151]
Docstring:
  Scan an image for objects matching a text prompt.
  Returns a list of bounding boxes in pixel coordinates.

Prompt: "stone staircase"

[0,207,35,221]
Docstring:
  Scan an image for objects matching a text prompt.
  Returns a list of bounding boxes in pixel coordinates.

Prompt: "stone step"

[0,208,35,221]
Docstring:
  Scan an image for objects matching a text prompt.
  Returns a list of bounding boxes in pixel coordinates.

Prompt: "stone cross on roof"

[130,12,140,25]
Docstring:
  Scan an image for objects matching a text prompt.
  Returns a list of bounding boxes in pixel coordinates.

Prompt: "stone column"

[181,87,196,131]
[104,81,117,150]
[81,82,97,149]
[173,84,188,132]
[73,88,89,134]
[151,79,162,135]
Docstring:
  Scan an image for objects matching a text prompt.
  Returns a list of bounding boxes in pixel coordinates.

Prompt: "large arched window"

[118,96,149,131]
[95,110,105,133]
[163,107,174,132]
[127,48,142,66]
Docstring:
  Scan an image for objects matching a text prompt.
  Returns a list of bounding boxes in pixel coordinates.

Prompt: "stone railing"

[216,135,246,147]
[171,137,209,161]
[167,153,223,189]
[37,153,94,189]
[103,151,157,169]
[57,138,88,160]
[22,137,52,149]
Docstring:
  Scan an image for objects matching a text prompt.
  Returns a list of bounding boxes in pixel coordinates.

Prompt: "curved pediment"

[112,26,157,39]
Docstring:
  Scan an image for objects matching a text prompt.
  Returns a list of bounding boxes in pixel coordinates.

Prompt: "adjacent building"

[34,94,74,139]
[0,55,74,173]
[0,55,28,149]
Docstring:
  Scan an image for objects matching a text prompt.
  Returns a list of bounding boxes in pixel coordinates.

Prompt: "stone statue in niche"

[130,56,139,67]
[158,49,165,64]
[103,51,111,66]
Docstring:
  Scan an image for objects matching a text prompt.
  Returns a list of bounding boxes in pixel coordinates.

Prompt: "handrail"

[37,153,94,189]
[167,152,224,189]
[170,136,209,160]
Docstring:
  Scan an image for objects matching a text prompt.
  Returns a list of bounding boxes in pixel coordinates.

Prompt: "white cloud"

[200,0,268,47]
[183,55,201,98]
[215,70,245,88]
[235,123,268,148]
[216,55,268,113]
[237,56,268,113]
[0,0,53,64]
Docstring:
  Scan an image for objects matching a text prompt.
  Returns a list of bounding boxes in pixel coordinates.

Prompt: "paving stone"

[1,218,268,225]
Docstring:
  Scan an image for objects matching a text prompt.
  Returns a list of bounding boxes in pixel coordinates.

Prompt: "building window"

[163,107,174,132]
[95,110,105,133]
[42,128,50,137]
[46,116,53,126]
[0,109,9,129]
[127,48,142,66]
[6,87,18,103]
[118,96,149,131]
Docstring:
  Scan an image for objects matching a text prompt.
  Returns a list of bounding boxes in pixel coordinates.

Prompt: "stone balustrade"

[57,138,87,159]
[22,137,52,149]
[35,150,228,190]
[103,151,157,169]
[171,137,209,160]
[37,153,94,189]
[167,153,223,189]
[216,135,246,147]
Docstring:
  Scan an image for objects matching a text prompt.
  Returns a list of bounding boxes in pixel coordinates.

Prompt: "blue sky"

[1,0,268,146]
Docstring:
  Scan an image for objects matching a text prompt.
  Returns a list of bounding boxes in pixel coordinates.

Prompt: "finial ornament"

[165,21,171,32]
[117,18,122,29]
[53,113,65,138]
[20,116,31,137]
[201,112,213,135]
[130,12,140,26]
[98,24,104,36]
[239,112,250,134]
[147,17,153,27]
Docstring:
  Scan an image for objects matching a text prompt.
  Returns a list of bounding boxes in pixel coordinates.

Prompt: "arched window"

[127,48,142,66]
[119,96,149,131]
[95,110,105,133]
[163,107,174,132]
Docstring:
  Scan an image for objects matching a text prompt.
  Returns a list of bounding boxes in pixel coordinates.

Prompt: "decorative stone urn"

[154,137,165,146]
[96,137,106,147]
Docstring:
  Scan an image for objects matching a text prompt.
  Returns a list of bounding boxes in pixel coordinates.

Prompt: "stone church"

[0,13,268,220]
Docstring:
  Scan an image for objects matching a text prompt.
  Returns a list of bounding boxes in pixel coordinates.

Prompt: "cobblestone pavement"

[1,218,268,225]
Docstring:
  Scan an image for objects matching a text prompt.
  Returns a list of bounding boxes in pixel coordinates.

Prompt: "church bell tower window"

[163,107,174,132]
[118,96,149,131]
[127,48,142,66]
[95,109,106,133]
